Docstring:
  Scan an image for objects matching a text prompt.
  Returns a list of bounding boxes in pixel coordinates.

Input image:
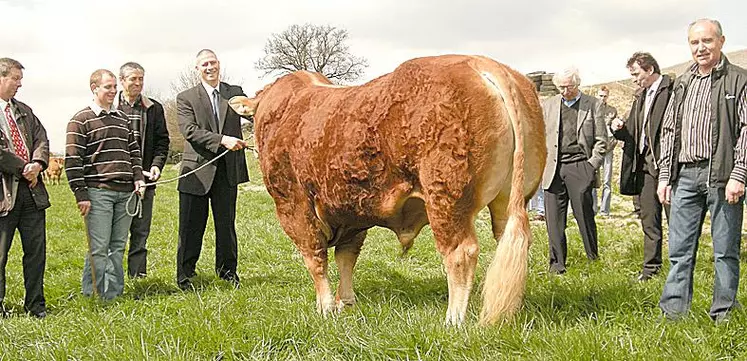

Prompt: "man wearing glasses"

[540,67,607,274]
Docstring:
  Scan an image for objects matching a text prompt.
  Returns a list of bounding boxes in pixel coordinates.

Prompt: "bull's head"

[228,84,271,117]
[228,95,259,117]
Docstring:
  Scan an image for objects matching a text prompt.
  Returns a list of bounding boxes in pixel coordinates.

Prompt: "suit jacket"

[0,99,50,216]
[613,75,673,195]
[176,82,249,196]
[541,93,607,190]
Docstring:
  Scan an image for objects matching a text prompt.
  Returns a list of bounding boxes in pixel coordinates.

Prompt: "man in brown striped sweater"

[65,69,146,300]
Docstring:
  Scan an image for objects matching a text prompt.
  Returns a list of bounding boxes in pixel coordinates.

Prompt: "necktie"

[4,103,28,162]
[211,89,220,130]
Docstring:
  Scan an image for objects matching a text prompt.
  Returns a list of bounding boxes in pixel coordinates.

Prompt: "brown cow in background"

[43,157,63,185]
[232,55,546,325]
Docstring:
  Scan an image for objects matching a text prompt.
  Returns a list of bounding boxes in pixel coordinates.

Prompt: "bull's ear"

[228,96,256,116]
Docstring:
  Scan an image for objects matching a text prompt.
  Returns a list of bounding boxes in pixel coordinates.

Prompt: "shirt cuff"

[729,165,747,184]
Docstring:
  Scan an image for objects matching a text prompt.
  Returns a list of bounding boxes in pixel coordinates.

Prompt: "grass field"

[1,154,747,360]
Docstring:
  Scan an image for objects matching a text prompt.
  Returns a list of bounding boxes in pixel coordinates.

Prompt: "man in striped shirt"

[65,69,146,300]
[657,18,747,321]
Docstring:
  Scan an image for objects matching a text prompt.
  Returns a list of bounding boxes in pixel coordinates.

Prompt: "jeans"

[592,150,614,215]
[82,188,133,300]
[659,162,743,319]
[528,187,545,215]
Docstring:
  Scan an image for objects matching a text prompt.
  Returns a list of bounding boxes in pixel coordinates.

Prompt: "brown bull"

[233,55,546,325]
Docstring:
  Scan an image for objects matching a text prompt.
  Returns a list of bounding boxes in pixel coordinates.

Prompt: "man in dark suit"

[176,49,249,290]
[611,52,672,281]
[0,57,50,318]
[541,67,607,274]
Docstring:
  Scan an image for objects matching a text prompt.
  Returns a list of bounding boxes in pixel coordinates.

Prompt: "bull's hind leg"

[275,201,336,316]
[429,212,479,326]
[334,230,366,310]
[488,191,510,241]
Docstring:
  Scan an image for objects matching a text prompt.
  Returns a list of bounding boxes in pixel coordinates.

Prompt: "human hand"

[725,179,745,204]
[77,201,91,216]
[611,118,625,131]
[22,162,42,187]
[657,181,671,205]
[220,136,249,151]
[149,166,161,181]
[134,180,146,197]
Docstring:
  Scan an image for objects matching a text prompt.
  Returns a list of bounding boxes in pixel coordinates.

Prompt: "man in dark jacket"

[657,19,747,321]
[0,57,50,318]
[611,52,673,281]
[115,62,170,278]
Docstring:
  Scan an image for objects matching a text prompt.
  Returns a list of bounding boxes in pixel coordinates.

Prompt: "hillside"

[587,48,747,115]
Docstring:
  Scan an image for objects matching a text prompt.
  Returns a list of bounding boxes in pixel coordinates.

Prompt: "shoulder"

[177,85,201,100]
[221,82,245,96]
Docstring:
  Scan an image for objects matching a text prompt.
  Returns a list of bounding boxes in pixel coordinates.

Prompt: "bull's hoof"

[444,311,466,327]
[335,296,356,312]
[316,296,337,317]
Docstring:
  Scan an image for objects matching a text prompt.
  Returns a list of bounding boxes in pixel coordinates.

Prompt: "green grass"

[1,154,747,360]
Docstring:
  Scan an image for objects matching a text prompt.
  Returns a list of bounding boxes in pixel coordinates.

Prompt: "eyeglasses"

[557,84,577,90]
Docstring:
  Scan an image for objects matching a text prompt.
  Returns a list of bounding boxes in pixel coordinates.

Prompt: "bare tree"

[255,23,368,84]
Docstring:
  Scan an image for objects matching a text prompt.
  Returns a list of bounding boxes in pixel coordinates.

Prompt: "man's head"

[626,52,661,89]
[90,69,118,108]
[687,18,725,74]
[0,58,24,102]
[553,67,581,101]
[597,85,610,104]
[119,62,145,99]
[195,49,220,87]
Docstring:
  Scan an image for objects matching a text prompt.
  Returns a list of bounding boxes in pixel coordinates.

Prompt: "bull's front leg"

[300,246,336,316]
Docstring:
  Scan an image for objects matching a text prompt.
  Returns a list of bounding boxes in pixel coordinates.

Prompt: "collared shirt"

[90,102,116,116]
[562,92,581,108]
[117,92,143,148]
[639,74,664,153]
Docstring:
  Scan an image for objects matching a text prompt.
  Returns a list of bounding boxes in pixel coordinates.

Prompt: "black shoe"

[548,267,566,275]
[29,310,47,319]
[220,272,240,289]
[177,279,194,291]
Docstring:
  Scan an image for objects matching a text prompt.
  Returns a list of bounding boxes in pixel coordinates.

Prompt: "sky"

[1,0,744,153]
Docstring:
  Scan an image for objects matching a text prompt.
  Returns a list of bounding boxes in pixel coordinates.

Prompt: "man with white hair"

[540,67,607,274]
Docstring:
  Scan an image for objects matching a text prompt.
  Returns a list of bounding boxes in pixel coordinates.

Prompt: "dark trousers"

[0,181,46,313]
[638,158,670,276]
[177,160,238,283]
[544,160,598,273]
[128,187,155,278]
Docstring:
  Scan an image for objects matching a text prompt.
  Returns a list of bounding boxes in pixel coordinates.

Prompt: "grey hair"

[552,66,581,87]
[0,58,24,77]
[196,49,216,59]
[688,18,723,37]
[119,62,145,78]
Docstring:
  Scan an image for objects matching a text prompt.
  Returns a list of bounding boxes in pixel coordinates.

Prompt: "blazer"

[613,74,673,195]
[541,93,607,190]
[176,82,250,196]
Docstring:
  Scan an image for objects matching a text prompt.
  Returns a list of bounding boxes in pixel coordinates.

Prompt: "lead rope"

[125,147,249,217]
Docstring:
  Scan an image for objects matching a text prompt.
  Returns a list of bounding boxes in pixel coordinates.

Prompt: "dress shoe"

[221,272,241,289]
[29,310,47,319]
[177,279,194,291]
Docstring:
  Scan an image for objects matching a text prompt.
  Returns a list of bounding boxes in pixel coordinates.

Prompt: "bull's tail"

[479,67,531,325]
